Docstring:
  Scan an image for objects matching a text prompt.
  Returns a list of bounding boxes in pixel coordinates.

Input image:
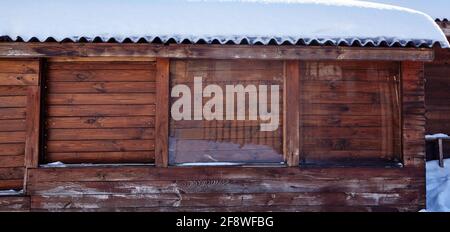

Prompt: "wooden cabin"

[0,1,448,212]
[425,19,450,160]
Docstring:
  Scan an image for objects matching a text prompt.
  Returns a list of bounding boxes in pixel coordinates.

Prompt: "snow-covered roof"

[0,0,449,48]
[370,0,450,20]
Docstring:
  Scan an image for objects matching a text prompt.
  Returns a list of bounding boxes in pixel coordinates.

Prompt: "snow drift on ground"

[0,0,448,47]
[426,159,450,212]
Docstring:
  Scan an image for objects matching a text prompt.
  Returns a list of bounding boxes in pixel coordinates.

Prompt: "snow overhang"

[0,0,449,48]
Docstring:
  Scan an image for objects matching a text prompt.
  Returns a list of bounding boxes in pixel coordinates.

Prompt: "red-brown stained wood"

[24,85,41,168]
[284,60,300,166]
[402,61,425,167]
[155,58,169,167]
[45,60,157,164]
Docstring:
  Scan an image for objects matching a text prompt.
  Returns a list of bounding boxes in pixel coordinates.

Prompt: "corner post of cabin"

[155,58,170,167]
[283,60,300,167]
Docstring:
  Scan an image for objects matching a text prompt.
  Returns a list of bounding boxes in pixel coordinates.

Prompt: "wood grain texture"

[44,60,157,164]
[25,166,424,212]
[155,58,169,167]
[0,43,434,61]
[284,61,300,166]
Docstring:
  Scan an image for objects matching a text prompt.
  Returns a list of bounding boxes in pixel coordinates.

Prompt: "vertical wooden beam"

[155,58,170,167]
[284,60,300,167]
[24,60,42,168]
[401,61,426,168]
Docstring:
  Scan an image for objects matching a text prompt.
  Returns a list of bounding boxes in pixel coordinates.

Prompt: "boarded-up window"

[169,60,284,165]
[299,61,402,166]
[0,59,38,190]
[44,60,156,164]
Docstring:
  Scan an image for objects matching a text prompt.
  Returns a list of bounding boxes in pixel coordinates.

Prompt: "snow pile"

[0,0,448,47]
[426,159,450,212]
[425,133,449,140]
[0,189,23,196]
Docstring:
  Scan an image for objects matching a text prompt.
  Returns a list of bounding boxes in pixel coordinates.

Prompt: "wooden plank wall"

[0,59,40,191]
[425,46,450,159]
[25,166,423,212]
[44,59,157,164]
[299,61,402,165]
[24,59,425,212]
[168,60,284,164]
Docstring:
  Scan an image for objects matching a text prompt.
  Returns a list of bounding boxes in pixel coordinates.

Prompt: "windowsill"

[38,163,155,168]
[300,161,403,168]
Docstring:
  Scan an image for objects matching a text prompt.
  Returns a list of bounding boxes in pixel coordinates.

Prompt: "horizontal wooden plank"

[0,155,24,168]
[47,70,155,82]
[28,178,421,196]
[0,86,28,96]
[0,96,27,107]
[0,132,26,144]
[47,105,156,117]
[302,138,382,151]
[48,57,156,64]
[0,108,26,120]
[47,116,155,129]
[29,191,419,209]
[0,43,434,61]
[171,127,281,140]
[171,69,283,83]
[0,167,24,180]
[47,93,155,105]
[27,166,423,183]
[48,82,156,93]
[46,152,155,164]
[0,119,26,132]
[47,128,155,141]
[301,103,382,116]
[302,81,389,93]
[0,59,38,73]
[171,139,282,152]
[301,92,380,104]
[46,140,155,153]
[0,144,25,156]
[171,60,284,72]
[0,73,38,85]
[0,179,23,190]
[303,127,381,139]
[302,115,382,127]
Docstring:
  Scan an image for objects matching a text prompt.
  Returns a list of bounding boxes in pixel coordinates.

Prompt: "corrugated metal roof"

[0,0,449,48]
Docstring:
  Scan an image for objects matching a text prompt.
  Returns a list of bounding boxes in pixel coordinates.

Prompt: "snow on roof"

[369,0,450,20]
[0,0,448,48]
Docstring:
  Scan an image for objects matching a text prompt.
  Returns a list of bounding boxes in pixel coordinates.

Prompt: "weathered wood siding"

[0,59,40,190]
[425,46,450,159]
[26,166,423,212]
[299,61,402,165]
[44,59,157,164]
[169,60,284,164]
[0,54,426,212]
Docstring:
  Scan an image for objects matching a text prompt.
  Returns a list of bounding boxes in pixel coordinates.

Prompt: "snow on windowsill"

[0,189,24,196]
